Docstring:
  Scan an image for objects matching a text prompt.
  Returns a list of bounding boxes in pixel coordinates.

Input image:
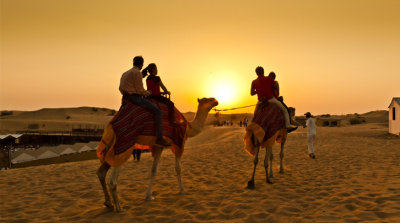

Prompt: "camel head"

[197,97,219,112]
[186,98,218,137]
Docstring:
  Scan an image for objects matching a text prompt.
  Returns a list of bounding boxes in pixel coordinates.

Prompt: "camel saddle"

[244,101,286,155]
[110,98,188,156]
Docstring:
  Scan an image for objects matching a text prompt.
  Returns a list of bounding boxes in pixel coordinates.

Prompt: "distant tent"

[0,134,23,140]
[78,145,94,153]
[37,150,59,159]
[60,147,77,155]
[11,153,36,164]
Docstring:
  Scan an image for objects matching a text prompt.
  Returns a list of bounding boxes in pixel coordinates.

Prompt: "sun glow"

[206,71,242,108]
[213,83,236,106]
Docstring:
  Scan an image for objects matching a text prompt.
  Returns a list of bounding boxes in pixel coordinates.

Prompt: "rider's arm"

[159,80,170,94]
[250,81,256,96]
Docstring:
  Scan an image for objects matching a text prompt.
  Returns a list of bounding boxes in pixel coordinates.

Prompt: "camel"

[244,104,296,188]
[96,97,218,212]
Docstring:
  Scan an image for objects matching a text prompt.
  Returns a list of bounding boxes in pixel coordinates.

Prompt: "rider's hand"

[145,90,152,96]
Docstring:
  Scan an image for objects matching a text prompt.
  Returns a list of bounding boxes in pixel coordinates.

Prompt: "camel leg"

[279,139,286,173]
[269,149,274,178]
[145,146,163,201]
[97,162,113,209]
[175,156,185,194]
[265,146,273,184]
[247,146,260,189]
[108,166,123,212]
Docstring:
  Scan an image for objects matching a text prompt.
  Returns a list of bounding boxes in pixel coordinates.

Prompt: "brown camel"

[244,105,297,188]
[96,98,218,212]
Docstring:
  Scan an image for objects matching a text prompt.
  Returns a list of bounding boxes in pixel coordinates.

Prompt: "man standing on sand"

[304,112,316,159]
[250,66,297,132]
[119,56,170,147]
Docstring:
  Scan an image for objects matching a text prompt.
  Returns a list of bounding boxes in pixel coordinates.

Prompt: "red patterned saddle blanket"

[252,101,285,142]
[111,98,188,155]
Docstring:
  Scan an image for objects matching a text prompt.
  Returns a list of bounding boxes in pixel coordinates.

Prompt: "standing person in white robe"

[304,112,316,159]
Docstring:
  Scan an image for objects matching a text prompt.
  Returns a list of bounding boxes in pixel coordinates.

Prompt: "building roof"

[11,153,36,164]
[317,117,343,121]
[37,150,59,159]
[78,145,95,152]
[60,147,77,155]
[0,134,23,140]
[388,97,400,108]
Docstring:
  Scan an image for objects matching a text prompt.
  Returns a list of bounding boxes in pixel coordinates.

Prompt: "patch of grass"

[350,118,362,125]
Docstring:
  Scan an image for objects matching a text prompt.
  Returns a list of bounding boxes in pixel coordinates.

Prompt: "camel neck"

[187,106,209,137]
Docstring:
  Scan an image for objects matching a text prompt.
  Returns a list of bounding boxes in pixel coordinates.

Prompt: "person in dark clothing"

[119,56,170,147]
[142,63,177,125]
[132,149,142,161]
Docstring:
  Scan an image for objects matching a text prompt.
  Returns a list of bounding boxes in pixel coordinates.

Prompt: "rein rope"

[213,104,257,112]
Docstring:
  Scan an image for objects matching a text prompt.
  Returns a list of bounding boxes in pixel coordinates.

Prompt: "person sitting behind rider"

[268,71,298,126]
[142,63,177,125]
[251,66,297,133]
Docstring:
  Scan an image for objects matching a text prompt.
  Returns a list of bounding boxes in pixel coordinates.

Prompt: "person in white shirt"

[304,112,316,159]
[119,56,170,147]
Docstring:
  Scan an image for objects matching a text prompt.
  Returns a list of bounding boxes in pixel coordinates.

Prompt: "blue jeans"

[125,94,163,140]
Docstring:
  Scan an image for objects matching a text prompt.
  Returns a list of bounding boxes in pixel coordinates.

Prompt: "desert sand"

[1,119,399,222]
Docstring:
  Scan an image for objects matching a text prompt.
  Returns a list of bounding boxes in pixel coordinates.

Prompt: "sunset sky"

[1,0,399,115]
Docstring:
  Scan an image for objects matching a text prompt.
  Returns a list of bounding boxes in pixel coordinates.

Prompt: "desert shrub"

[66,116,71,119]
[108,110,116,116]
[28,124,39,129]
[350,118,362,125]
[92,107,98,112]
[1,111,13,116]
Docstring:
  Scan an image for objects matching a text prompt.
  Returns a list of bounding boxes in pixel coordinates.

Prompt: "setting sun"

[204,71,243,109]
[212,82,236,106]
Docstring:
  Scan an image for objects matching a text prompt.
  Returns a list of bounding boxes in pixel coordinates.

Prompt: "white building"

[388,97,400,135]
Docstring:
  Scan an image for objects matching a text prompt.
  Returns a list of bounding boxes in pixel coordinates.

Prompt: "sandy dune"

[1,122,399,222]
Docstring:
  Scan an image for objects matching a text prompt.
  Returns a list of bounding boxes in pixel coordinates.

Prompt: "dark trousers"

[149,95,175,123]
[132,149,142,160]
[124,94,163,140]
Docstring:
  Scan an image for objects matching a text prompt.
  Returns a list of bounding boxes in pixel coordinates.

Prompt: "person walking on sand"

[132,149,142,161]
[304,112,316,159]
[119,56,170,147]
[250,66,297,132]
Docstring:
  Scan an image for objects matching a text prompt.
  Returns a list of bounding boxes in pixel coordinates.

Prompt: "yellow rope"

[213,104,257,112]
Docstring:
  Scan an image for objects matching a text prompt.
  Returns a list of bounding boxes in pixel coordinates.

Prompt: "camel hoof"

[269,174,274,178]
[145,196,155,201]
[246,181,255,189]
[179,190,186,195]
[115,206,124,213]
[266,179,273,184]
[104,201,113,209]
[279,169,284,174]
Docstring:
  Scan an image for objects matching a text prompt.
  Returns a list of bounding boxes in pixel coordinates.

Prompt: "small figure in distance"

[304,112,316,159]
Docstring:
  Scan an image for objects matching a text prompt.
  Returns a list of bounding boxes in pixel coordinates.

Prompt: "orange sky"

[1,0,399,115]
